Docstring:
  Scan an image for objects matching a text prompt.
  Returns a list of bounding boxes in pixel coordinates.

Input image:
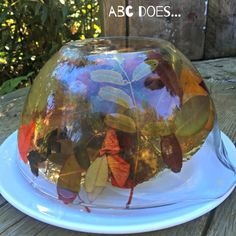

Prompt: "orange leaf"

[107,155,130,188]
[111,177,134,189]
[99,129,120,156]
[18,121,35,163]
[180,68,207,102]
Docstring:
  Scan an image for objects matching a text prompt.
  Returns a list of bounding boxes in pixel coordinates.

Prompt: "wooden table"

[0,58,235,236]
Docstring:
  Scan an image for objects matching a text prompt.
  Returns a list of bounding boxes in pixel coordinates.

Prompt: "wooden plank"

[205,0,236,59]
[128,0,207,60]
[1,216,48,236]
[0,87,29,145]
[0,195,6,206]
[100,0,127,36]
[0,204,25,234]
[36,225,88,236]
[206,190,236,236]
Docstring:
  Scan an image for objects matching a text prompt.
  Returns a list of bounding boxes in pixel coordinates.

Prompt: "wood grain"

[127,0,207,60]
[1,217,47,236]
[0,204,25,234]
[206,191,236,236]
[100,0,127,37]
[0,87,29,145]
[0,195,6,206]
[205,0,236,59]
[0,58,235,235]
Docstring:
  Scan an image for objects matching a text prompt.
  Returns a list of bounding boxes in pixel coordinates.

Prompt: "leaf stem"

[78,194,91,213]
[114,58,141,207]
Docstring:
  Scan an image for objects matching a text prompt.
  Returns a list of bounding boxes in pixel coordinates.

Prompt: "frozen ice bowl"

[17,37,236,210]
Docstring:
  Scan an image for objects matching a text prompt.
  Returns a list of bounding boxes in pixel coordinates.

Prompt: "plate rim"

[0,131,235,234]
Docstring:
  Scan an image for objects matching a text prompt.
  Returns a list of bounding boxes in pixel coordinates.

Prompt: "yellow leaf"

[84,156,108,193]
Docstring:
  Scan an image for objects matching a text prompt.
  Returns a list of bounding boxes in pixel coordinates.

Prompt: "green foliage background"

[0,0,101,95]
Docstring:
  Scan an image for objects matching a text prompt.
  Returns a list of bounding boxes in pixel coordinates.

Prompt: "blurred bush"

[0,0,101,94]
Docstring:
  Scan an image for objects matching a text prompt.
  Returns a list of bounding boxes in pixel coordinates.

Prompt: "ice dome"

[17,37,233,210]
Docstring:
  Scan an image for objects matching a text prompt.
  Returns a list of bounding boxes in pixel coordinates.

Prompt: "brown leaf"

[57,155,83,192]
[161,134,183,173]
[74,143,91,170]
[58,139,74,155]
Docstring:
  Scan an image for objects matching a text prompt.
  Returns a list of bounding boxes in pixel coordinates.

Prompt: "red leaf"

[156,61,183,99]
[116,132,134,151]
[161,134,183,173]
[57,186,77,204]
[145,52,183,101]
[18,121,35,163]
[144,73,164,90]
[99,129,120,156]
[146,51,163,61]
[107,155,130,188]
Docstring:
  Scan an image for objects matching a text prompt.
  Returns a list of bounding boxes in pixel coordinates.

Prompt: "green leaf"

[98,86,133,109]
[0,72,33,96]
[175,96,210,136]
[41,5,48,25]
[34,2,42,16]
[84,156,108,193]
[146,59,159,70]
[132,59,158,82]
[142,121,173,137]
[0,9,8,23]
[104,113,136,133]
[90,70,126,85]
[61,5,68,21]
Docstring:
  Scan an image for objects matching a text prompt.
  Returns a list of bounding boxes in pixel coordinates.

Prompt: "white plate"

[0,131,235,234]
